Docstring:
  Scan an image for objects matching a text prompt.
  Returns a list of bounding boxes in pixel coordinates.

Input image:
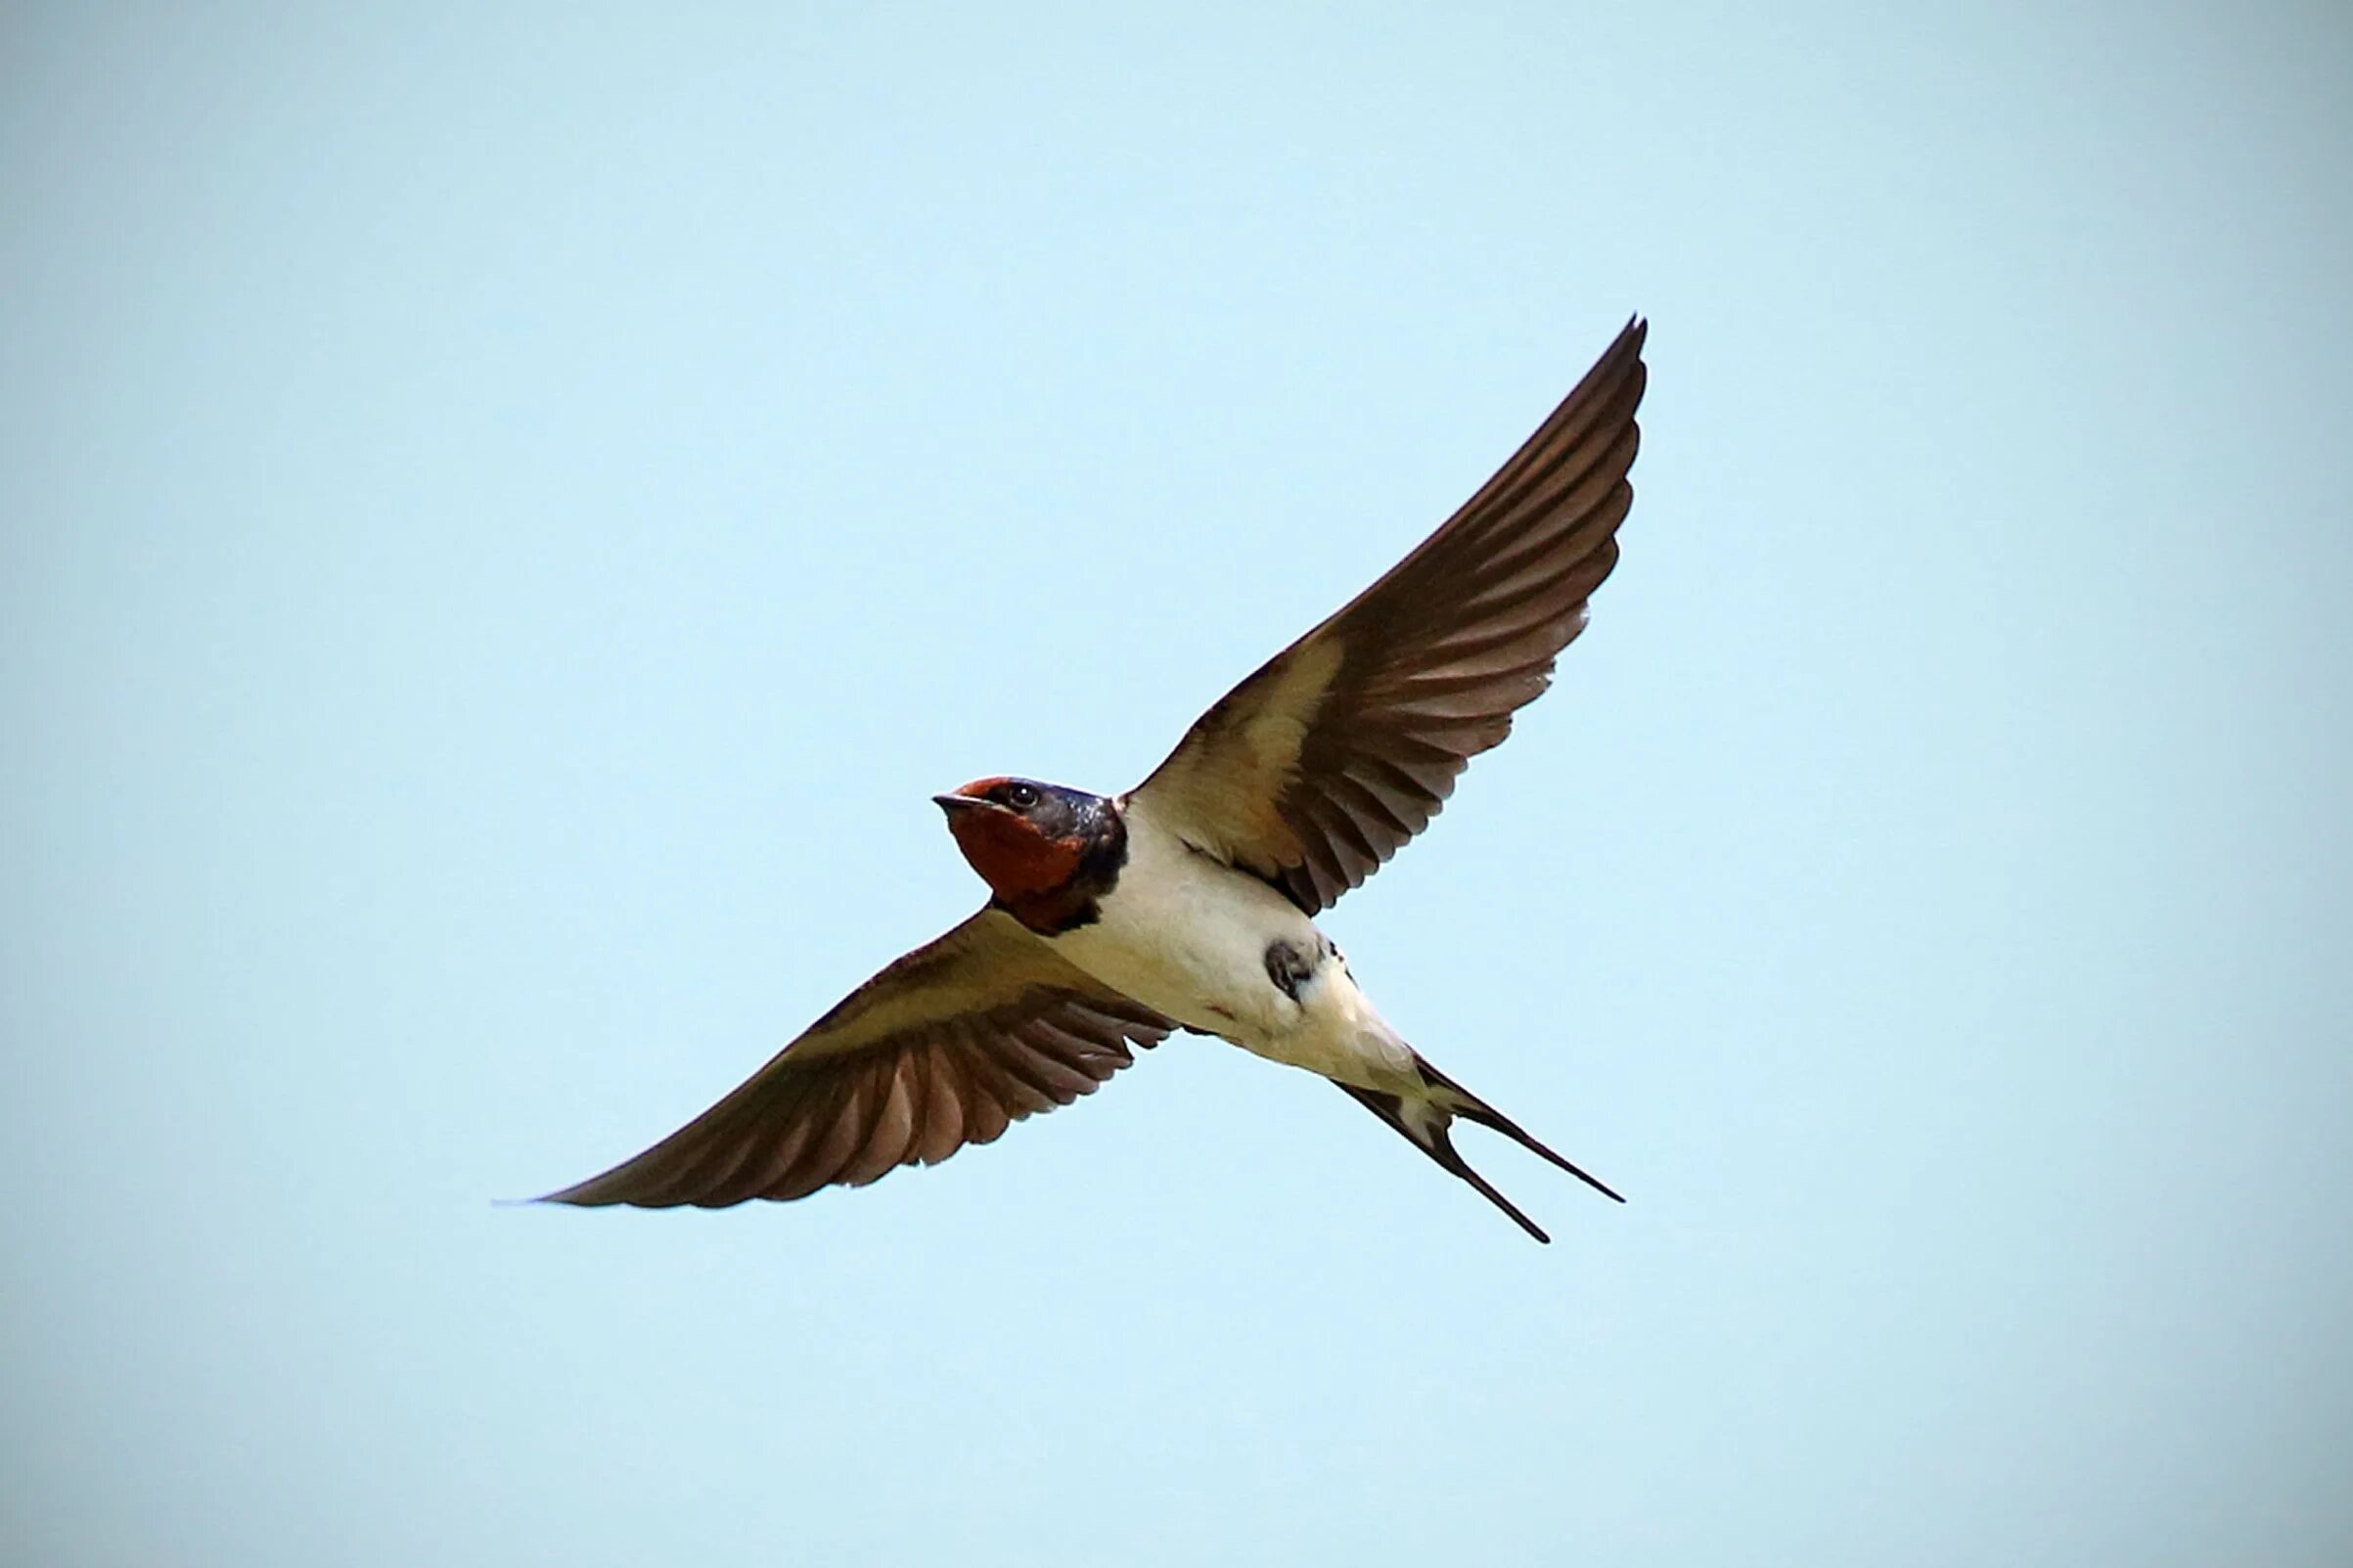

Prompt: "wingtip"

[502,1187,576,1208]
[514,1171,626,1207]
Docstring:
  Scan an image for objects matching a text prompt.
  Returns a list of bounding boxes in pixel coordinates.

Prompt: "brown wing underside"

[1133,317,1649,914]
[541,909,1175,1208]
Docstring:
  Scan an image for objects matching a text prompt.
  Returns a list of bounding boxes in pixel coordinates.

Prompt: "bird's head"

[932,777,1118,904]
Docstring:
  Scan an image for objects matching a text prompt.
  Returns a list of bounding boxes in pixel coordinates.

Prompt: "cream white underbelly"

[1049,802,1416,1090]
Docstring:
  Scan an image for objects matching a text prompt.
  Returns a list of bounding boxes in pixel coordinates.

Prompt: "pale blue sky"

[5,4,2350,1565]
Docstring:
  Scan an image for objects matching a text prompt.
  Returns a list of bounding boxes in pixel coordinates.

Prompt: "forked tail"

[1337,1053,1623,1244]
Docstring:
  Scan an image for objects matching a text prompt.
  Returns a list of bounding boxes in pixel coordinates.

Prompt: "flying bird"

[544,318,1648,1241]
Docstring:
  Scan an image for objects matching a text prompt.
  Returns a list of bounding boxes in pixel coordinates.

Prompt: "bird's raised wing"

[1129,317,1648,915]
[541,908,1175,1208]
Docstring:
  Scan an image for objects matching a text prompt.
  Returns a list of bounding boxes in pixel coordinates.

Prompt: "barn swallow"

[544,318,1648,1241]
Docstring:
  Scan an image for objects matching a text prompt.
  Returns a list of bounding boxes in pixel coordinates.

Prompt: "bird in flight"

[544,318,1648,1241]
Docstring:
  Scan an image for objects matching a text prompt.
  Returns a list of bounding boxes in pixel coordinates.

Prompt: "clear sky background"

[5,5,2350,1565]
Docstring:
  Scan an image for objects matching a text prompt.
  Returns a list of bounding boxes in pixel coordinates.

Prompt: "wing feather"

[540,908,1174,1209]
[1131,318,1648,913]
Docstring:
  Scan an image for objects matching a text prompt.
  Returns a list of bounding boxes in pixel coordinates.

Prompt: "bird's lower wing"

[540,908,1175,1208]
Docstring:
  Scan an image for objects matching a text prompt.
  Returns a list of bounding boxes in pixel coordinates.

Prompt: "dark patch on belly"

[1264,938,1319,1004]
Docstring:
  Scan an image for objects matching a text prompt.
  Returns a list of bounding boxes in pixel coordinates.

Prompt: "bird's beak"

[932,792,994,815]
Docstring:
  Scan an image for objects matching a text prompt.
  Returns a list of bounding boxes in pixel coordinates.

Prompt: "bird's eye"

[1004,783,1040,810]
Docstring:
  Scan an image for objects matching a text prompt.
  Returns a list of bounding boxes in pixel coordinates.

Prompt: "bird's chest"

[1048,825,1311,1040]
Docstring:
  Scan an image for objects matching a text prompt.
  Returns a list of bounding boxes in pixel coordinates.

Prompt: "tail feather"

[1337,1082,1553,1242]
[1413,1057,1627,1205]
[1335,1053,1622,1244]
